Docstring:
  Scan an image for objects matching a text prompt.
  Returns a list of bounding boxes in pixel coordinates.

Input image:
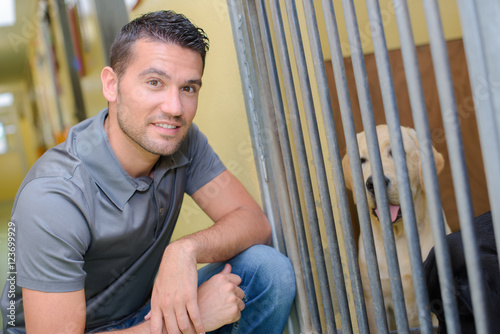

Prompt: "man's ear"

[101,66,118,103]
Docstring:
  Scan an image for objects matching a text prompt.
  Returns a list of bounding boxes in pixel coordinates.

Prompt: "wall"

[0,82,37,201]
[316,0,463,59]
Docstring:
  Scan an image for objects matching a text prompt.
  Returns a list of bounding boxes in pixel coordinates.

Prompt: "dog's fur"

[424,211,500,334]
[342,124,451,330]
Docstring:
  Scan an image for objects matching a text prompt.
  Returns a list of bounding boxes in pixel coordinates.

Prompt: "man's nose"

[160,88,183,116]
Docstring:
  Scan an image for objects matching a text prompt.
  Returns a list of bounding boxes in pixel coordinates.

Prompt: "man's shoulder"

[16,112,105,200]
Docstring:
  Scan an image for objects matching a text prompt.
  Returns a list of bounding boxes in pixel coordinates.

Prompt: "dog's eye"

[360,157,367,164]
[389,149,393,157]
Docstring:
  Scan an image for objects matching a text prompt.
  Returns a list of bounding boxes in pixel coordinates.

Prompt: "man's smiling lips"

[152,122,182,135]
[154,123,179,129]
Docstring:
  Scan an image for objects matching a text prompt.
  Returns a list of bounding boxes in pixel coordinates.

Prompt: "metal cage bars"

[227,0,500,333]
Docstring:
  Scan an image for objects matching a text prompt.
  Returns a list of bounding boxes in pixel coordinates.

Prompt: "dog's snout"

[366,176,390,194]
[366,176,374,194]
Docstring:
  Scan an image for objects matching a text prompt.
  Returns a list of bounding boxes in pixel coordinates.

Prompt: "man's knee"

[234,245,296,302]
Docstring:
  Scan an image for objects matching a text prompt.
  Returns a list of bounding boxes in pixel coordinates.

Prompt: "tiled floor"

[0,200,14,329]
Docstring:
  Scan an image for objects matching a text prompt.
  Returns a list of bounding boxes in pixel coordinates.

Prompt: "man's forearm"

[168,205,271,264]
[96,320,151,333]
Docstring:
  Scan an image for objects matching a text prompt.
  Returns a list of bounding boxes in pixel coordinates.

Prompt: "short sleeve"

[185,124,226,195]
[13,178,91,292]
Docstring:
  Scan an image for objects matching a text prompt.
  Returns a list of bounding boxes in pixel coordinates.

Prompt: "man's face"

[114,39,203,156]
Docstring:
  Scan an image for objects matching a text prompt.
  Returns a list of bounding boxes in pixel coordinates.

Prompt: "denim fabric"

[198,245,296,334]
[102,245,296,333]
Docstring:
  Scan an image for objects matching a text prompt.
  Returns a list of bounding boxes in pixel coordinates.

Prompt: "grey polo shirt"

[0,108,226,332]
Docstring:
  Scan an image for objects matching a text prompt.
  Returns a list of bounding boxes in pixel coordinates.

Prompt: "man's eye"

[182,86,197,93]
[149,80,160,87]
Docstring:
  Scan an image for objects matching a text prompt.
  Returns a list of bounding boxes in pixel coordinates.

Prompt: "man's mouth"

[373,204,402,224]
[154,123,179,129]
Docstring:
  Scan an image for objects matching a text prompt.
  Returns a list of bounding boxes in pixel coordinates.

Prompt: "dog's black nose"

[366,176,390,194]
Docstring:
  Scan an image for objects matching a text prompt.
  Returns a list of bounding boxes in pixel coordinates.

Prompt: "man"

[1,10,295,334]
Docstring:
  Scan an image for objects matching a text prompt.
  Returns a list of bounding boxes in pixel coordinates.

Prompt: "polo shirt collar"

[76,108,190,210]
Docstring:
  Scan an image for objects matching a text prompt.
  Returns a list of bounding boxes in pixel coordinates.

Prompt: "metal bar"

[253,0,320,331]
[266,1,327,332]
[474,0,500,132]
[391,1,460,333]
[279,0,343,331]
[363,0,434,332]
[226,2,302,332]
[300,0,375,332]
[456,0,500,273]
[319,0,389,332]
[339,0,410,332]
[422,0,491,333]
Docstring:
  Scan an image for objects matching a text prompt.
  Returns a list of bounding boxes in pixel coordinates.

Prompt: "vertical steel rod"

[254,0,321,331]
[281,0,357,331]
[422,0,490,333]
[266,0,325,330]
[270,0,337,331]
[339,0,410,331]
[300,0,374,332]
[227,2,307,333]
[391,0,460,333]
[456,0,500,272]
[363,0,435,332]
[319,0,389,332]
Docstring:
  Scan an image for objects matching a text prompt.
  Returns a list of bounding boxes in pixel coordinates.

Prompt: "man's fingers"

[221,263,232,274]
[187,300,206,334]
[220,263,241,286]
[173,308,194,334]
[164,307,183,334]
[237,298,245,312]
[235,286,245,300]
[149,307,165,334]
[227,273,242,286]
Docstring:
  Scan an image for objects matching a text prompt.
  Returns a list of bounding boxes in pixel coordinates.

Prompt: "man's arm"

[23,264,243,334]
[22,288,157,334]
[150,170,271,334]
[23,288,86,333]
[185,169,272,262]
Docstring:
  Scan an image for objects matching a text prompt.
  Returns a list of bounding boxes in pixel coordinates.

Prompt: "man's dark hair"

[109,10,210,78]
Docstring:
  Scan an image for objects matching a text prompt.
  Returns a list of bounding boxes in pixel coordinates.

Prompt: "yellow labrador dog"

[342,124,451,330]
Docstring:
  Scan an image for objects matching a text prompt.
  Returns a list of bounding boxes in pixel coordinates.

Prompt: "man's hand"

[149,241,204,334]
[147,263,245,333]
[198,263,245,331]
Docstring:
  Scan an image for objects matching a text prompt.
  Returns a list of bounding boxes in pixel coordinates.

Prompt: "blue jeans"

[102,245,296,333]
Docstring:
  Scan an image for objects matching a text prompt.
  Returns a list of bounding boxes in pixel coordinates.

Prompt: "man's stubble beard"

[115,86,190,157]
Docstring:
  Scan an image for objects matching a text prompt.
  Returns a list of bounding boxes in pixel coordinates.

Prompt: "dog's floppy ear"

[342,152,353,191]
[405,127,445,191]
[433,146,445,175]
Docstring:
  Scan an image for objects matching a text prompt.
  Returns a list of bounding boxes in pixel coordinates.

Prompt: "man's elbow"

[259,212,273,246]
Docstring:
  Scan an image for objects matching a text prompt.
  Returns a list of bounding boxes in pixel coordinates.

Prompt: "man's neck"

[104,115,159,178]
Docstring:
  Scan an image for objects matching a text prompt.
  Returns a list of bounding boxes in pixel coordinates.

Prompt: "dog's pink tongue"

[375,205,400,223]
[389,205,400,223]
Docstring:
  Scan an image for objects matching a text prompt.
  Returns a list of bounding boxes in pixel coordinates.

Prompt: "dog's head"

[342,124,444,225]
